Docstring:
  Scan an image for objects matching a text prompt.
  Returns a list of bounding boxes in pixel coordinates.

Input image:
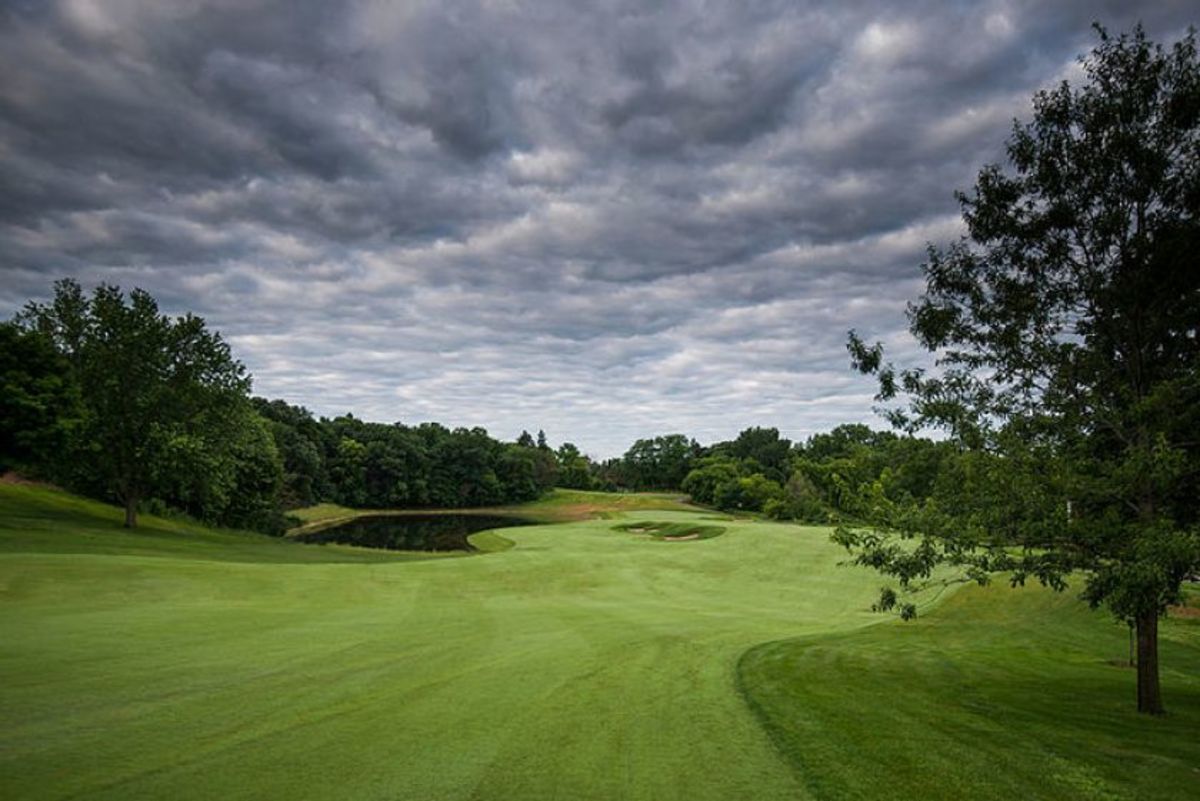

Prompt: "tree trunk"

[123,494,138,529]
[1135,611,1164,715]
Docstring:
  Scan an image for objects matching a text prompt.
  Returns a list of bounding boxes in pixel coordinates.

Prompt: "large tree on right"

[843,25,1200,715]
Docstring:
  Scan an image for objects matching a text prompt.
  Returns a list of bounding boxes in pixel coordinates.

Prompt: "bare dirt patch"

[1168,604,1200,619]
[0,471,57,489]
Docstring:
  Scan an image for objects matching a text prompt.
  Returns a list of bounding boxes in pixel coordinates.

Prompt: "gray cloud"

[1,0,1194,457]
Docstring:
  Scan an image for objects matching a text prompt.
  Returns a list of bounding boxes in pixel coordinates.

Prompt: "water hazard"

[295,514,534,552]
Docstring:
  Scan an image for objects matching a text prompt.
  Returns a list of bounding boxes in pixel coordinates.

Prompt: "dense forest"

[1,280,955,534]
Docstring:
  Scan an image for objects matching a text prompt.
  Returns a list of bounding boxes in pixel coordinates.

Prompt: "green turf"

[738,583,1200,801]
[2,483,1196,800]
[0,484,434,563]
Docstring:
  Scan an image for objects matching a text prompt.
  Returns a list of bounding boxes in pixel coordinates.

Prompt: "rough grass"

[738,582,1200,801]
[2,483,1196,800]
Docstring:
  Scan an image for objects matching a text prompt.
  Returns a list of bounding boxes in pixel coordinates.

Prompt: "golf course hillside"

[2,483,1197,801]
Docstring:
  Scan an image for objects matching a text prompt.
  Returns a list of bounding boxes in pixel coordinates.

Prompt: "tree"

[0,322,81,471]
[777,470,828,522]
[204,411,285,533]
[717,427,794,482]
[556,442,595,490]
[803,424,893,461]
[681,457,743,505]
[19,280,252,528]
[842,26,1200,715]
[495,445,540,501]
[715,473,786,513]
[620,434,699,490]
[152,400,283,530]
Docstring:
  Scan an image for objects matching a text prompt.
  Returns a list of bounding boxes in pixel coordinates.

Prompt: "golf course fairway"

[2,484,1197,800]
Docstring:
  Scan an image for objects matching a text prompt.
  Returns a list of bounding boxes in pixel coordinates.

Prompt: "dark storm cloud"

[1,0,1195,456]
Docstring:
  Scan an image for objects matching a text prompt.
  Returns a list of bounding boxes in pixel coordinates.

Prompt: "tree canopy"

[19,280,257,528]
[842,25,1200,714]
[0,322,80,472]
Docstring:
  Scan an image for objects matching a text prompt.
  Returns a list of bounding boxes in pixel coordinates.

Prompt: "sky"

[1,1,1194,458]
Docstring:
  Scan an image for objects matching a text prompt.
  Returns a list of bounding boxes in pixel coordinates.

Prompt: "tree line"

[1,278,957,535]
[256,403,566,512]
[0,281,586,532]
[600,425,955,524]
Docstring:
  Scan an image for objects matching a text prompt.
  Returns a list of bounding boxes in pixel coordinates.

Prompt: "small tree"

[841,25,1200,714]
[20,280,251,527]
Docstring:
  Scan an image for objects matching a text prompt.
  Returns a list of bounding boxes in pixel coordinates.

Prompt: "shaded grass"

[738,582,1200,801]
[0,484,424,564]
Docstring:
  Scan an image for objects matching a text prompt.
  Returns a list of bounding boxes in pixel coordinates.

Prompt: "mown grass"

[2,483,1196,800]
[0,486,900,800]
[738,582,1200,801]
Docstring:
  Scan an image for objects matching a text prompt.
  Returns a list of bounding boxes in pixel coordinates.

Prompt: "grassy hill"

[1,483,1196,800]
[739,582,1200,800]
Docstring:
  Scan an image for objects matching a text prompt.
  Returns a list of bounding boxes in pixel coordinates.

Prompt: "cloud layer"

[1,1,1193,457]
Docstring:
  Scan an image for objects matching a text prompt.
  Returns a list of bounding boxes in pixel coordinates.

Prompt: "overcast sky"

[1,1,1194,457]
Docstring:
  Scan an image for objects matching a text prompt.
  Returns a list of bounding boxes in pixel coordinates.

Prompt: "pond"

[295,514,534,552]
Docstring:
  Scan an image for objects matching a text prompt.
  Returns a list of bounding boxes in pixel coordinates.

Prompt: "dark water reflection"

[296,514,534,552]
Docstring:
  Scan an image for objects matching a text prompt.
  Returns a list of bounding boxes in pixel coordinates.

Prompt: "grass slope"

[738,582,1200,801]
[1,485,909,801]
[2,483,1196,800]
[0,484,430,563]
